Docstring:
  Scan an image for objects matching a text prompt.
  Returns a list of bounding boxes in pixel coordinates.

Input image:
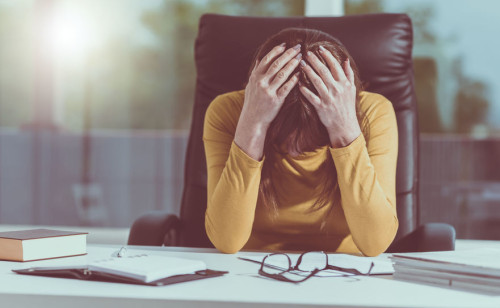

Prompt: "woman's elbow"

[213,242,244,254]
[208,234,246,254]
[360,245,387,257]
[359,217,399,257]
[205,218,248,254]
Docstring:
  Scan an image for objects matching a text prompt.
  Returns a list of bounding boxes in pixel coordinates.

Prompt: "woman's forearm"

[300,49,398,255]
[205,101,271,253]
[205,43,300,253]
[204,140,264,253]
[331,135,398,257]
[233,115,269,161]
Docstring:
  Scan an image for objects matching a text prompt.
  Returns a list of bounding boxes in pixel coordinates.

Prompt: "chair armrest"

[415,223,456,252]
[387,223,456,253]
[127,211,180,246]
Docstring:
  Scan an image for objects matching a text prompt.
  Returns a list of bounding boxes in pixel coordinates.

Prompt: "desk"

[1,240,500,308]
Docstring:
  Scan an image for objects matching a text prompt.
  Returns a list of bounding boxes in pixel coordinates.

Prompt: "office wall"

[0,129,187,227]
[419,135,500,239]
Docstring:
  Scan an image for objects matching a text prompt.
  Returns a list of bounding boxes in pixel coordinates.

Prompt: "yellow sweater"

[203,90,398,256]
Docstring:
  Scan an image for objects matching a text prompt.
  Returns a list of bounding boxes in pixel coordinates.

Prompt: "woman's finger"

[252,59,260,73]
[318,46,347,83]
[248,60,260,82]
[300,60,328,97]
[298,82,321,106]
[263,44,301,83]
[256,43,286,74]
[269,53,301,91]
[305,51,337,87]
[277,72,300,100]
[344,58,355,85]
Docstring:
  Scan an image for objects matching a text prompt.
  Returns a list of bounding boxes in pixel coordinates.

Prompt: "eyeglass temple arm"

[326,262,374,276]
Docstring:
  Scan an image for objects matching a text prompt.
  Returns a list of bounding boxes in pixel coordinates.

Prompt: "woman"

[203,28,398,256]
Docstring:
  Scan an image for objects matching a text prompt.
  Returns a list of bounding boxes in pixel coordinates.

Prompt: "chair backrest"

[179,13,418,248]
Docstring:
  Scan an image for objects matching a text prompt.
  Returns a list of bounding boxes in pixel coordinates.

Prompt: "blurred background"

[0,0,499,241]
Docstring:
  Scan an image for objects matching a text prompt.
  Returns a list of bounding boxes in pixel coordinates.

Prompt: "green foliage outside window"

[346,0,490,135]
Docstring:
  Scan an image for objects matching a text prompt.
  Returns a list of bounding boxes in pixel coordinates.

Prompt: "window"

[346,0,500,240]
[0,0,304,227]
[0,0,35,128]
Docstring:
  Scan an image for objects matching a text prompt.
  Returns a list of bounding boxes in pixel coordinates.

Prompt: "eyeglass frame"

[258,251,375,284]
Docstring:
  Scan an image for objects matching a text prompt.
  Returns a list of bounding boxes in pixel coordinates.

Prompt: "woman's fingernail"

[279,42,286,48]
[306,51,312,57]
[319,45,326,52]
[295,53,302,60]
[300,60,306,67]
[293,44,301,50]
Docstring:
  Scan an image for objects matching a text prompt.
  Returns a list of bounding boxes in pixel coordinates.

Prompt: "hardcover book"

[0,229,87,262]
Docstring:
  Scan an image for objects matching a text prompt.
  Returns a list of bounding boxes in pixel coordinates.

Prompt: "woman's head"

[253,28,368,217]
[251,27,364,156]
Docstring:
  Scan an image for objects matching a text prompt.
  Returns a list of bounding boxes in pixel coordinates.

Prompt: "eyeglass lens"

[295,251,328,272]
[261,253,292,275]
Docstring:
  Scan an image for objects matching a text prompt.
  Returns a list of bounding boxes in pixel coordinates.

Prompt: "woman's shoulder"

[204,89,245,135]
[206,90,245,116]
[358,91,395,120]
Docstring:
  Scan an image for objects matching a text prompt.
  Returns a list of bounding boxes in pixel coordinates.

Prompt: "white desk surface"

[1,240,499,308]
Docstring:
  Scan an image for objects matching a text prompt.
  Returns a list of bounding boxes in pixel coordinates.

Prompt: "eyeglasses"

[258,251,374,283]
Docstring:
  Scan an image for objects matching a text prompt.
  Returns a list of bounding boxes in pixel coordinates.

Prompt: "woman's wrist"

[328,126,361,149]
[234,117,269,161]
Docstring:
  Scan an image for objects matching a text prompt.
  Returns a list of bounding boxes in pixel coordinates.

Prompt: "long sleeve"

[203,92,263,253]
[203,90,399,255]
[330,96,399,256]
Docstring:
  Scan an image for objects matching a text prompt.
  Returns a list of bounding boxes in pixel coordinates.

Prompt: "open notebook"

[13,253,227,286]
[88,254,206,282]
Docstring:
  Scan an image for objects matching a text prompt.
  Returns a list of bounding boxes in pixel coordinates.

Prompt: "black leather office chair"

[128,13,456,253]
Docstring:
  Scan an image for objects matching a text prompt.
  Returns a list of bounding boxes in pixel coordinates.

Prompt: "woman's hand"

[234,43,302,160]
[242,43,302,126]
[299,46,361,148]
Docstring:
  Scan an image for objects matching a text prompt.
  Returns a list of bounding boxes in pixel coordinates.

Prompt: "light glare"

[49,8,96,61]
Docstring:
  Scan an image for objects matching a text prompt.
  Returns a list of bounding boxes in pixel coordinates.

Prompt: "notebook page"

[88,254,206,283]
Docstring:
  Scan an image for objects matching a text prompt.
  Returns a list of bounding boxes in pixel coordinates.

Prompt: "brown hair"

[249,28,369,221]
